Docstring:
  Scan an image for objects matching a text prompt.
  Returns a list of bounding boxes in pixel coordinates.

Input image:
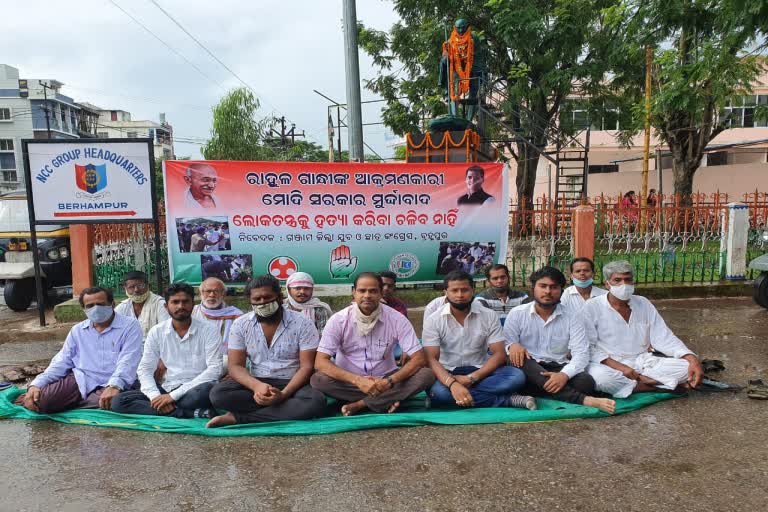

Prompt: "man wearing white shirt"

[504,267,616,414]
[112,283,223,418]
[114,271,170,338]
[583,260,704,398]
[560,257,608,311]
[423,271,534,409]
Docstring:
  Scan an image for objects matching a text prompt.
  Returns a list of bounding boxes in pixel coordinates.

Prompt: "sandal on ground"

[746,379,768,400]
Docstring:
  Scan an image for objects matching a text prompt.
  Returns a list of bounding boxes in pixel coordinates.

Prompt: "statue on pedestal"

[437,18,486,125]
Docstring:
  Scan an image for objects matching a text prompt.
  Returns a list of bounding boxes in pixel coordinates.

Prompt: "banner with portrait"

[163,160,508,286]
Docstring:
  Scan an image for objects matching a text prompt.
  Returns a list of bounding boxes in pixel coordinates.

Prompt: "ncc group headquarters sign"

[25,139,155,224]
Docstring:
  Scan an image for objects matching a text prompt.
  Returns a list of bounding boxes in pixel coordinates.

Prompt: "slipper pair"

[747,379,768,400]
[0,382,13,391]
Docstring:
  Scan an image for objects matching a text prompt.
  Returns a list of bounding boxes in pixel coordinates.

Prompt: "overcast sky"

[3,0,402,159]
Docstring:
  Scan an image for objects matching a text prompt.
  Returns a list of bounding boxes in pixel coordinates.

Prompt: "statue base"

[427,115,473,133]
[405,126,497,163]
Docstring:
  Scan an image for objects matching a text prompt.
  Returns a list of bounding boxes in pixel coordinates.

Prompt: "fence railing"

[92,204,168,292]
[508,192,768,285]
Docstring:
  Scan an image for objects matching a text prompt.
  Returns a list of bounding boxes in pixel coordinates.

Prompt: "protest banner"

[163,161,508,286]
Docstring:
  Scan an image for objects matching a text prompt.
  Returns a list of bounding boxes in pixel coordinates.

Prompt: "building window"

[98,132,109,138]
[0,139,16,182]
[707,151,729,166]
[111,111,117,121]
[588,164,619,174]
[723,95,768,128]
[163,148,172,159]
[127,131,137,138]
[0,108,10,121]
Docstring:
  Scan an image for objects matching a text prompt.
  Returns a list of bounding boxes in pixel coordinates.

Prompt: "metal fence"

[93,204,168,293]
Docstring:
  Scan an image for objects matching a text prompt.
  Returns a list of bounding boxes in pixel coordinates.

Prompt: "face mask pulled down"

[572,277,593,289]
[609,284,635,301]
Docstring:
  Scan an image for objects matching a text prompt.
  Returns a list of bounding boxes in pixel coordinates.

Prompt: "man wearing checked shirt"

[504,266,616,414]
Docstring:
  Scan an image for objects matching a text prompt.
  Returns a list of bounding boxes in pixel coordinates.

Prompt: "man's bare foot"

[387,401,401,413]
[341,400,367,416]
[13,393,25,405]
[583,396,616,414]
[206,412,237,428]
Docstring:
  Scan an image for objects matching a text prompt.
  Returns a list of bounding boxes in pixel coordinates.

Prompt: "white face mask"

[253,300,280,318]
[609,283,635,301]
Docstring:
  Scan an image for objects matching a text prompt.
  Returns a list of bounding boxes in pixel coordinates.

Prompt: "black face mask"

[447,298,472,311]
[534,298,560,309]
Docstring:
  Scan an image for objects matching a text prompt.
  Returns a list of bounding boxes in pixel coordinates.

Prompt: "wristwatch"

[468,374,478,386]
[386,376,395,386]
[107,384,123,392]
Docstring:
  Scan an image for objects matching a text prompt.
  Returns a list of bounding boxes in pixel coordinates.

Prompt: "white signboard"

[25,140,155,223]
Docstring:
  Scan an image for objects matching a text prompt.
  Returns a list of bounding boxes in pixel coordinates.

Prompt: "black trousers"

[111,382,215,418]
[209,378,327,424]
[521,359,596,405]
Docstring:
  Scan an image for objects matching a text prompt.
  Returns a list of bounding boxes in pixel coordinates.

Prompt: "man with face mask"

[504,267,616,414]
[583,260,705,398]
[111,283,222,418]
[476,264,528,325]
[206,275,327,426]
[423,271,534,409]
[192,278,243,357]
[283,271,333,334]
[15,287,142,413]
[560,257,608,311]
[114,271,170,339]
[311,272,435,416]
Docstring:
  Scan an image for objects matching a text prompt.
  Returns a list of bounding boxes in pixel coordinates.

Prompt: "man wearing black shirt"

[457,166,494,206]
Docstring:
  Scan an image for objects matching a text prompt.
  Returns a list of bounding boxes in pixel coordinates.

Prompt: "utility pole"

[269,116,304,148]
[640,46,652,231]
[40,81,52,139]
[342,0,364,162]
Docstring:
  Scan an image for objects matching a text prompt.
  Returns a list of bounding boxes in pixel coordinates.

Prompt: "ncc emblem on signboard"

[75,164,107,194]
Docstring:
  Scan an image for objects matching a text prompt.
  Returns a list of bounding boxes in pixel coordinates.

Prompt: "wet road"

[1,298,767,512]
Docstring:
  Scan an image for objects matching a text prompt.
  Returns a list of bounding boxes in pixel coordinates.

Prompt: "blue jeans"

[429,365,526,408]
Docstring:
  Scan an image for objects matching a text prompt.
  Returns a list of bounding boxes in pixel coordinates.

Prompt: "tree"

[202,88,276,161]
[359,0,623,206]
[608,0,766,202]
[154,155,189,202]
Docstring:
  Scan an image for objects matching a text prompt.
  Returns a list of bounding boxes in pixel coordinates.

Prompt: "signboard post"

[163,161,509,288]
[22,138,158,326]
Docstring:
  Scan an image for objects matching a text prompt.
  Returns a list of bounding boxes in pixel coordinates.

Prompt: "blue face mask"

[85,304,113,324]
[572,277,593,289]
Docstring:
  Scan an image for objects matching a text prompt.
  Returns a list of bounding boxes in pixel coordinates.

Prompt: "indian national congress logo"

[75,163,108,194]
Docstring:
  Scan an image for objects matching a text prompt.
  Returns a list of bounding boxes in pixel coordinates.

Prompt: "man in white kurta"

[114,271,170,338]
[583,260,704,398]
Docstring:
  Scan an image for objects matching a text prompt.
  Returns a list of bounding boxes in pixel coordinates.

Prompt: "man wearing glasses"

[583,260,705,398]
[192,277,243,361]
[15,287,142,413]
[183,163,219,209]
[311,272,435,416]
[115,271,170,339]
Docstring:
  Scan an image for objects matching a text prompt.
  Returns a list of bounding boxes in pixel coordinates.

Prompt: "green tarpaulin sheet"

[0,387,679,437]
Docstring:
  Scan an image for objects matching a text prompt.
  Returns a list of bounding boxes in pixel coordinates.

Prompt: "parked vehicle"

[0,190,72,311]
[750,253,768,309]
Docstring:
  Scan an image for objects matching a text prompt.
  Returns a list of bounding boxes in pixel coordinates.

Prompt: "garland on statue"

[443,27,474,102]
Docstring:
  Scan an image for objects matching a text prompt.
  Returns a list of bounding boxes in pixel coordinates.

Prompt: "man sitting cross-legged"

[283,271,333,335]
[111,283,223,419]
[504,267,616,414]
[423,271,535,410]
[584,260,704,398]
[15,287,142,413]
[311,272,435,416]
[207,275,327,427]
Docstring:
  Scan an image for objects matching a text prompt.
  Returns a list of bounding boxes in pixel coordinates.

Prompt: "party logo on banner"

[389,252,420,279]
[268,256,298,280]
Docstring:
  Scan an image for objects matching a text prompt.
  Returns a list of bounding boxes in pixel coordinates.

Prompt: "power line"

[107,0,225,91]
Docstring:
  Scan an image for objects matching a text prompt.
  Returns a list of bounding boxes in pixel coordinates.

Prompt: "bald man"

[192,278,243,358]
[183,163,219,209]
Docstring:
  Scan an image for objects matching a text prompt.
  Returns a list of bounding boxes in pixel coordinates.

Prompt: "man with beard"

[206,275,327,426]
[476,264,528,325]
[311,272,435,416]
[111,283,221,418]
[114,271,170,339]
[192,277,243,359]
[504,267,616,414]
[15,287,142,413]
[583,260,704,398]
[283,272,333,335]
[423,271,534,410]
[183,163,219,209]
